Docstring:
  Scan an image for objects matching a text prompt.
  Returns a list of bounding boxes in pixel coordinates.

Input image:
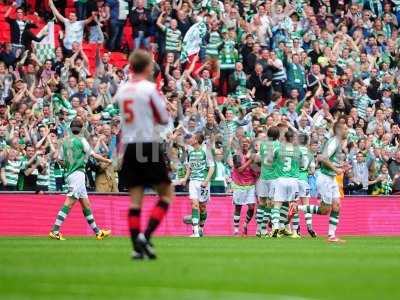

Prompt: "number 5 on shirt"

[123,99,134,123]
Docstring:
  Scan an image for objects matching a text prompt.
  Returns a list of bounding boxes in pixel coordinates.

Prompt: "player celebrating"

[116,50,173,260]
[270,130,301,238]
[256,126,281,237]
[231,137,257,236]
[49,118,112,241]
[293,134,317,238]
[298,122,347,243]
[180,133,215,238]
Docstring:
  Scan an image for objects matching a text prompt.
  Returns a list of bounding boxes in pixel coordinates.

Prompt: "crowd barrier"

[0,194,400,236]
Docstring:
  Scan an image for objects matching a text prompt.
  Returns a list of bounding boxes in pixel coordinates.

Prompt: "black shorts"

[120,143,171,188]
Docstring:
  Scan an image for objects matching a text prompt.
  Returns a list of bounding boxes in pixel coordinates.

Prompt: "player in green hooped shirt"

[180,133,215,238]
[270,130,301,238]
[298,122,347,243]
[256,126,281,237]
[49,118,113,241]
[294,134,317,238]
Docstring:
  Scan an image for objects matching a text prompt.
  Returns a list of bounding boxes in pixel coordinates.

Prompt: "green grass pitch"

[1,236,400,300]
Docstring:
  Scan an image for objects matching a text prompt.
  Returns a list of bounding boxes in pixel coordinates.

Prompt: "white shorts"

[66,171,88,199]
[232,186,256,205]
[316,173,340,205]
[298,180,311,198]
[256,179,275,199]
[273,178,299,202]
[189,180,210,203]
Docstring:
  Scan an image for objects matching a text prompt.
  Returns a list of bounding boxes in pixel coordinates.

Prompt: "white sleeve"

[322,139,338,159]
[81,138,94,156]
[149,87,169,125]
[206,149,215,167]
[58,145,64,161]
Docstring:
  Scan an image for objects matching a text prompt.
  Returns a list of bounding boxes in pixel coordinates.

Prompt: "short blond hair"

[129,49,152,74]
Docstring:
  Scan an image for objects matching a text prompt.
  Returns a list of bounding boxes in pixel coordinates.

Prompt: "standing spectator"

[106,0,129,51]
[87,1,110,44]
[130,0,152,50]
[389,152,400,194]
[1,148,24,191]
[0,43,17,68]
[156,13,182,60]
[4,3,30,55]
[268,51,286,95]
[49,0,94,56]
[248,63,273,105]
[284,52,306,98]
[356,85,374,121]
[351,152,370,195]
[20,144,38,191]
[95,153,118,192]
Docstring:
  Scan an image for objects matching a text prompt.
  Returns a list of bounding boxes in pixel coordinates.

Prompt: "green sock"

[192,208,199,226]
[265,206,271,223]
[306,205,321,214]
[52,205,70,233]
[83,208,100,234]
[199,211,207,227]
[271,208,280,229]
[256,205,265,232]
[279,204,289,229]
[292,213,299,231]
[328,210,339,237]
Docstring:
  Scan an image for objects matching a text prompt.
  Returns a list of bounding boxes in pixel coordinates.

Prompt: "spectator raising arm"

[4,2,17,19]
[49,0,68,24]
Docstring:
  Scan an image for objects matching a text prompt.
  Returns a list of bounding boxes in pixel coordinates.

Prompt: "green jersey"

[320,137,342,177]
[61,136,93,178]
[260,140,279,180]
[299,146,315,182]
[164,28,182,52]
[187,147,214,181]
[4,159,25,187]
[275,143,301,178]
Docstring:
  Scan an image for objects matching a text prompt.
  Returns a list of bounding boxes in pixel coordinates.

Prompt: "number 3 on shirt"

[123,99,134,123]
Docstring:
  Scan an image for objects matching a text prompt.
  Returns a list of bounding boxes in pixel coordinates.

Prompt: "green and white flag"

[180,21,207,62]
[33,22,55,64]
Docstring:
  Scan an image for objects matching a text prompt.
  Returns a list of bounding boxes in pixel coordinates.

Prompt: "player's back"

[275,142,300,178]
[116,80,169,144]
[62,136,88,177]
[260,140,279,180]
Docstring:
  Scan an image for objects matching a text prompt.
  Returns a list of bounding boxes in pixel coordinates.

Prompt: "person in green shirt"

[283,52,306,99]
[255,126,280,237]
[298,122,347,243]
[270,130,301,238]
[157,13,182,58]
[49,118,112,241]
[180,133,215,238]
[1,148,25,191]
[295,134,316,238]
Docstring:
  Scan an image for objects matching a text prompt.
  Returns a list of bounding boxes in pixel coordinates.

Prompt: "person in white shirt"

[114,50,173,260]
[49,0,94,55]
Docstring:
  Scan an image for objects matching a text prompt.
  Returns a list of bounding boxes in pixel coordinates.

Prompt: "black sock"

[128,208,141,247]
[144,200,170,240]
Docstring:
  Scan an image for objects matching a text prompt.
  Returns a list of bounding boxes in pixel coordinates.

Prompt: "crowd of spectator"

[1,0,400,195]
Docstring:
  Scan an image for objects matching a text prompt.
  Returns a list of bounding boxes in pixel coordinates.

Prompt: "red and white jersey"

[115,79,169,143]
